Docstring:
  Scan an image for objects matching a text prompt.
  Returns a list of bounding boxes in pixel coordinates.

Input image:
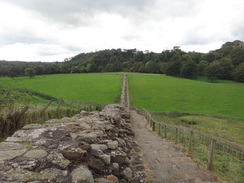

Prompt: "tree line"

[0,40,244,82]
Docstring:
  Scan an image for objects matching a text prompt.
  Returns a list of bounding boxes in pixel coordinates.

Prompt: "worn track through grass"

[130,110,222,183]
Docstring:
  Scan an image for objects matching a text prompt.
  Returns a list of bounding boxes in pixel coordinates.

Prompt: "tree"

[180,61,197,79]
[233,63,244,82]
[130,62,143,72]
[79,66,87,73]
[189,51,203,63]
[60,64,70,73]
[197,60,208,76]
[104,63,113,72]
[87,63,97,72]
[25,68,36,78]
[145,61,159,73]
[139,65,146,73]
[70,66,79,73]
[203,52,215,62]
[181,54,193,62]
[133,51,144,62]
[219,58,234,80]
[204,62,224,82]
[159,62,168,74]
[230,47,244,66]
[166,61,182,76]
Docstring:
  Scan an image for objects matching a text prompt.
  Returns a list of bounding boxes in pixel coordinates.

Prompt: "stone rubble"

[0,104,147,183]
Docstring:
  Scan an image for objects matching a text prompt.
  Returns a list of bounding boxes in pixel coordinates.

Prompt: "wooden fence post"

[41,100,53,114]
[56,98,62,111]
[189,131,193,153]
[152,120,155,131]
[78,102,81,113]
[17,106,29,121]
[14,106,29,129]
[158,123,161,135]
[70,100,74,111]
[175,128,179,144]
[164,125,167,138]
[208,139,216,170]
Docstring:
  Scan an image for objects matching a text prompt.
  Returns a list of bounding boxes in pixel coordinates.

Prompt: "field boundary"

[120,73,129,108]
[134,108,244,182]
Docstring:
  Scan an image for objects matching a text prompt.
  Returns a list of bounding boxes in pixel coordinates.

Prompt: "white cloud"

[0,0,243,61]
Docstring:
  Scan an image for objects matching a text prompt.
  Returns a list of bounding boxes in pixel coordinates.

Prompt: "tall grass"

[152,112,244,144]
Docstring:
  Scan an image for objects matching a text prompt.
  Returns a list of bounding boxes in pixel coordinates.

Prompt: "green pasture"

[0,73,123,104]
[128,73,244,120]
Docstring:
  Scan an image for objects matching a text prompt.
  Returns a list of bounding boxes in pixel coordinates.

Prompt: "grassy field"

[0,85,48,113]
[0,73,123,104]
[128,73,244,120]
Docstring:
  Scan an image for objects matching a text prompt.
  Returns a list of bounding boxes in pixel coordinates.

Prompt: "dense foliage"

[1,40,244,82]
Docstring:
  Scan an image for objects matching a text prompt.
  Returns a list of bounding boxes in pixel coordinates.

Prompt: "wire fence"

[135,108,244,183]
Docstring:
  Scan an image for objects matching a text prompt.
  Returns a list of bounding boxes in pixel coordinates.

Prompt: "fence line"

[135,108,244,182]
[0,99,106,139]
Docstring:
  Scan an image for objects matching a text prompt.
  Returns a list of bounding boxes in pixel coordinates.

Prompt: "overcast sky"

[0,0,243,62]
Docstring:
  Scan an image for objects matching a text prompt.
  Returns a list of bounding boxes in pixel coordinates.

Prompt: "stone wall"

[120,74,129,108]
[0,104,146,183]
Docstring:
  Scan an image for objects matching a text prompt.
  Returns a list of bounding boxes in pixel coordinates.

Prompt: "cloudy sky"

[0,0,243,62]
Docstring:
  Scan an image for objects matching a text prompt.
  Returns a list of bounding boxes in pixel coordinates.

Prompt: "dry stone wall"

[0,104,146,183]
[120,74,129,108]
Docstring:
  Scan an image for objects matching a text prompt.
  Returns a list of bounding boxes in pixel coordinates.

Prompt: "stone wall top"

[0,105,146,183]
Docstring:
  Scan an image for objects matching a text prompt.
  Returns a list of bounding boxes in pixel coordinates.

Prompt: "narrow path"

[130,110,220,183]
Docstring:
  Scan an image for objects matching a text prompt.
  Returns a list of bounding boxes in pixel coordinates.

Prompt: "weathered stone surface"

[13,128,47,139]
[0,149,27,161]
[111,151,127,165]
[22,124,44,130]
[90,146,104,157]
[0,142,28,150]
[91,144,108,151]
[88,158,105,174]
[78,131,98,139]
[107,140,118,150]
[122,167,133,179]
[9,159,40,171]
[99,154,111,165]
[47,151,70,169]
[71,165,94,183]
[95,178,113,183]
[24,149,48,159]
[40,168,69,182]
[80,144,91,151]
[80,110,90,116]
[5,137,26,142]
[42,129,70,140]
[61,147,87,161]
[112,163,119,170]
[107,174,119,183]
